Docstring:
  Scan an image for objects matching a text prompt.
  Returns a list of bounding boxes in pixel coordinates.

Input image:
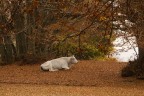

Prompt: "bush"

[74,43,104,60]
[51,42,104,60]
[121,61,137,77]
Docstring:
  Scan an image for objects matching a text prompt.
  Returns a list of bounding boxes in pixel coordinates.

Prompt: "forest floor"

[0,60,144,96]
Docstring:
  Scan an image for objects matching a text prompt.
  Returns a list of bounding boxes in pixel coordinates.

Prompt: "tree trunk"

[16,32,27,59]
[4,36,15,63]
[12,2,27,59]
[136,39,144,79]
[0,44,7,64]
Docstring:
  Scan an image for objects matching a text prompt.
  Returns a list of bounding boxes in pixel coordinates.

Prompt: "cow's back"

[51,58,68,69]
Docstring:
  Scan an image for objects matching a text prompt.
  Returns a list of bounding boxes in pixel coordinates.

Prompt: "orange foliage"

[23,0,39,14]
[33,0,39,8]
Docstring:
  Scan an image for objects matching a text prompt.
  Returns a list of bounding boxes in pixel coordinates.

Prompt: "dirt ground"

[0,60,144,96]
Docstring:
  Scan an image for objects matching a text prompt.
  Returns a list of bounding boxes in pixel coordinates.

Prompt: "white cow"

[40,55,78,71]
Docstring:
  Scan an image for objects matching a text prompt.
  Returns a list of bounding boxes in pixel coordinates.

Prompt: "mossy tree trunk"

[0,2,16,64]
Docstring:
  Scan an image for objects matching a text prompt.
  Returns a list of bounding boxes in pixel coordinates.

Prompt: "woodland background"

[0,0,117,64]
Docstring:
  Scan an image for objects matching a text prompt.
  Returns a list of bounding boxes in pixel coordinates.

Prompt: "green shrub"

[76,43,104,59]
[51,42,104,60]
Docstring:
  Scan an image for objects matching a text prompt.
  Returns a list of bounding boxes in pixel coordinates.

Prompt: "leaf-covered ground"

[1,60,144,96]
[0,60,143,86]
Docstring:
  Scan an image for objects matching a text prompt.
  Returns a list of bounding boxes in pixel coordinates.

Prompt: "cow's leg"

[62,63,70,70]
[48,63,59,71]
[51,69,59,71]
[63,66,70,70]
[62,64,70,70]
[49,68,59,71]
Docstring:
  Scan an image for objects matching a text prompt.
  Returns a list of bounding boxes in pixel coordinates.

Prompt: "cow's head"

[70,55,78,64]
[40,63,50,71]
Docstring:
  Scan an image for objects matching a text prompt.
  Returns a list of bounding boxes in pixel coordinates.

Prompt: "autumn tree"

[119,0,144,79]
[0,0,117,64]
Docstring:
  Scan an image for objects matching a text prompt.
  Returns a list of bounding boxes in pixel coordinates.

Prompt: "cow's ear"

[71,55,74,57]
